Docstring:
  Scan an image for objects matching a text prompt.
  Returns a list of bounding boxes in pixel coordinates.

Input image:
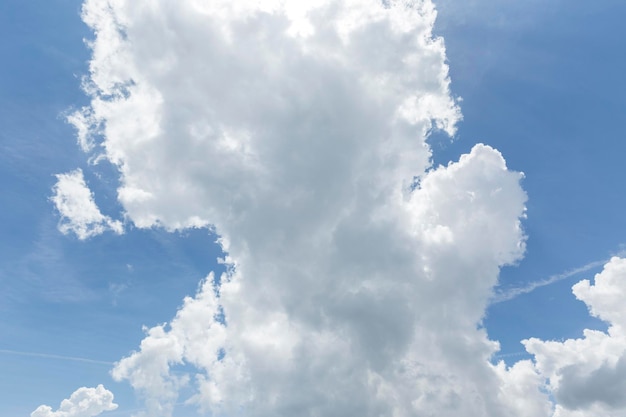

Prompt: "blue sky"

[2,1,626,416]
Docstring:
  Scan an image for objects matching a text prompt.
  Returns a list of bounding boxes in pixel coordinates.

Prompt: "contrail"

[103,403,189,417]
[491,249,626,305]
[0,349,114,365]
[492,351,530,359]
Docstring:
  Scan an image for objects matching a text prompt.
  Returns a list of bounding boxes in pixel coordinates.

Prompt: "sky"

[1,0,626,416]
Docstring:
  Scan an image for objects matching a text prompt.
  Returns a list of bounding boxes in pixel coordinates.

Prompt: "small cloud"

[51,169,123,240]
[31,385,118,417]
[66,107,97,153]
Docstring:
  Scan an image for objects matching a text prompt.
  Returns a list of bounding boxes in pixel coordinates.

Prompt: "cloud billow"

[53,0,626,416]
[31,385,117,417]
[525,257,626,417]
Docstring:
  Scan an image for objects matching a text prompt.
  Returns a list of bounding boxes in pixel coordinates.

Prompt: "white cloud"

[51,169,123,239]
[112,275,226,417]
[524,257,626,417]
[66,108,98,153]
[63,0,626,416]
[31,385,118,417]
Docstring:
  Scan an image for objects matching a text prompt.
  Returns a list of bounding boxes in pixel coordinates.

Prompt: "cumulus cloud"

[51,169,123,239]
[61,0,626,416]
[524,257,626,417]
[72,0,545,415]
[31,385,118,417]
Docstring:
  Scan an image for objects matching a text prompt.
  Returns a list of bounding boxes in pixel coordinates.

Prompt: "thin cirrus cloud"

[0,349,113,366]
[47,0,626,416]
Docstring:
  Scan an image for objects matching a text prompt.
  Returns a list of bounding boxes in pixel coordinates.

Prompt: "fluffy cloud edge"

[524,257,626,416]
[31,385,118,417]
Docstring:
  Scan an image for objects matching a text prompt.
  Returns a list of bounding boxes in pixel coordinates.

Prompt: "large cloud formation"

[31,385,118,417]
[59,0,626,416]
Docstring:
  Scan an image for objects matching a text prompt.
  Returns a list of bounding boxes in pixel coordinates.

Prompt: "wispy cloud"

[51,169,124,240]
[0,349,113,366]
[491,249,626,304]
